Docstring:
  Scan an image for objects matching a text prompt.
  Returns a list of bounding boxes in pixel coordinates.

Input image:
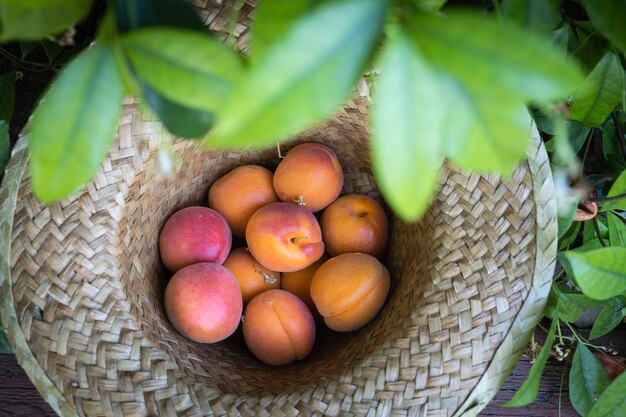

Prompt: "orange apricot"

[320,194,388,258]
[164,263,242,343]
[246,202,324,272]
[209,165,279,237]
[281,254,328,315]
[223,247,281,306]
[310,253,390,332]
[243,289,315,365]
[273,143,343,212]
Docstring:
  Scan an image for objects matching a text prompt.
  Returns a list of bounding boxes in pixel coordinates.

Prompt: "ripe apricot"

[310,253,390,332]
[223,247,281,306]
[208,165,279,237]
[159,206,231,272]
[273,143,343,212]
[243,289,315,365]
[246,202,324,272]
[320,194,388,258]
[281,254,328,315]
[164,263,242,343]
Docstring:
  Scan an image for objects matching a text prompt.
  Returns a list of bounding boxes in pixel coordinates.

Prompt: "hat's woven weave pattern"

[0,1,557,416]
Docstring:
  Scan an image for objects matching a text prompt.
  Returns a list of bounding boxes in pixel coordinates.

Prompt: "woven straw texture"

[0,1,557,416]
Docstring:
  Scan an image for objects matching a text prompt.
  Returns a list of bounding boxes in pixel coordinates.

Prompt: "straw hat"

[0,1,556,416]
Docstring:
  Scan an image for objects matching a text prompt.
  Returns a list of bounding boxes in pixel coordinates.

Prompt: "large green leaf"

[502,319,557,407]
[589,297,625,340]
[570,343,610,416]
[370,32,443,221]
[557,195,580,239]
[207,0,387,148]
[602,169,626,212]
[0,0,91,41]
[608,212,626,246]
[501,0,560,33]
[406,11,583,103]
[588,371,626,417]
[581,0,626,54]
[28,45,123,202]
[544,283,604,323]
[121,27,243,113]
[559,220,582,250]
[570,53,624,127]
[141,82,215,139]
[563,247,626,300]
[602,118,626,172]
[115,0,206,33]
[249,0,314,62]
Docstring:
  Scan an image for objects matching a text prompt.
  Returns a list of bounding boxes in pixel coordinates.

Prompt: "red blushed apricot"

[246,202,324,272]
[320,194,389,258]
[310,253,390,332]
[243,289,315,365]
[281,254,328,315]
[209,165,279,237]
[223,247,281,306]
[273,143,343,212]
[164,263,243,343]
[159,206,232,272]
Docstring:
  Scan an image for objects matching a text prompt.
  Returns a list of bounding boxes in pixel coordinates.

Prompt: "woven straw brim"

[0,1,557,416]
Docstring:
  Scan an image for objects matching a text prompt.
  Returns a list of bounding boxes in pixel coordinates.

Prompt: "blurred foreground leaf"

[29,45,123,202]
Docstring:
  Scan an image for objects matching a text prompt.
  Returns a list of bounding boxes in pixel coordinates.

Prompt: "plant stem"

[558,361,567,417]
[589,191,626,204]
[593,216,608,247]
[611,112,626,161]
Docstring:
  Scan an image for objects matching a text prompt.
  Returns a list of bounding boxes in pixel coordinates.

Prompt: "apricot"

[310,253,390,332]
[223,247,281,306]
[208,165,279,237]
[243,289,315,365]
[246,202,324,272]
[159,206,231,272]
[273,143,343,212]
[281,254,328,314]
[164,263,242,343]
[320,194,389,258]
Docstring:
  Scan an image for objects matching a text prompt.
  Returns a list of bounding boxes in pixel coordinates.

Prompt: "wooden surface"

[1,325,624,417]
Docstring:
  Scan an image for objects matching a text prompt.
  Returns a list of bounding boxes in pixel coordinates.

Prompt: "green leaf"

[0,121,9,174]
[589,297,624,339]
[0,0,92,41]
[115,0,206,34]
[581,0,626,53]
[602,118,626,172]
[28,45,123,202]
[19,41,38,58]
[208,0,387,148]
[571,28,610,74]
[502,318,557,407]
[544,282,604,322]
[570,52,624,127]
[602,169,626,212]
[559,220,582,250]
[0,325,11,354]
[370,32,443,221]
[249,0,314,62]
[608,212,626,246]
[564,247,626,300]
[501,0,560,33]
[406,11,583,103]
[557,194,580,239]
[121,27,243,113]
[42,39,63,64]
[0,71,15,121]
[141,82,215,139]
[584,217,608,244]
[570,343,610,416]
[410,0,447,12]
[588,370,626,417]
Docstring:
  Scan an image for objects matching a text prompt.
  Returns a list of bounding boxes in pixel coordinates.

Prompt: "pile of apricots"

[159,143,390,366]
